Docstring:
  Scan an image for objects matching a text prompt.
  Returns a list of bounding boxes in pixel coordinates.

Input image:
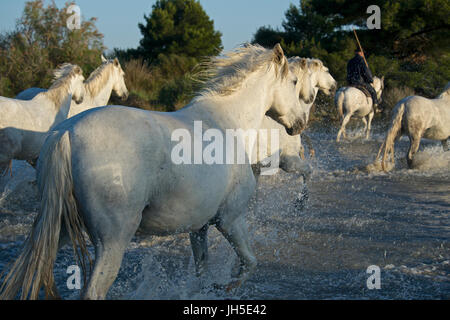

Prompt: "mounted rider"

[347,48,380,111]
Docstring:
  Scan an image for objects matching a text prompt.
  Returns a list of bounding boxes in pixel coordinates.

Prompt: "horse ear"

[74,66,82,75]
[273,43,285,65]
[113,58,119,67]
[101,55,107,63]
[300,58,308,70]
[381,76,385,82]
[313,60,321,70]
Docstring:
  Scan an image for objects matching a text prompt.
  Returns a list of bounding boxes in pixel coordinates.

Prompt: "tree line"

[0,0,448,119]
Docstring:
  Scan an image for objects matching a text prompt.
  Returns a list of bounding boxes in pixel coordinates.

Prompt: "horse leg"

[442,139,449,152]
[189,224,209,276]
[299,143,306,160]
[361,117,368,137]
[80,207,142,300]
[366,111,374,140]
[302,134,315,158]
[0,130,20,177]
[215,215,257,292]
[337,113,352,142]
[81,239,130,300]
[407,133,422,168]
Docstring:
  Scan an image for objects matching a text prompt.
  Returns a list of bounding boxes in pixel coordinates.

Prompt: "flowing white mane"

[306,58,324,71]
[288,56,308,75]
[39,63,82,108]
[194,44,289,100]
[84,61,117,97]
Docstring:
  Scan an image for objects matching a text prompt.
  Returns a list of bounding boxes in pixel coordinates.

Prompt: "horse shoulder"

[0,99,32,126]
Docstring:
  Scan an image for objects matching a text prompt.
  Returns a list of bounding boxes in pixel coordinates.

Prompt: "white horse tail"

[335,89,345,119]
[377,103,405,171]
[0,131,90,300]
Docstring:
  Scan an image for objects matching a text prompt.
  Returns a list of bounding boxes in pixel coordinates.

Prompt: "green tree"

[137,0,223,62]
[301,0,450,62]
[0,0,104,96]
[252,0,450,118]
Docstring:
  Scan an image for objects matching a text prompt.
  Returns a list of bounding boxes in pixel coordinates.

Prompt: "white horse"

[335,76,384,142]
[0,44,307,300]
[16,56,128,117]
[255,58,336,177]
[375,82,450,171]
[0,64,85,174]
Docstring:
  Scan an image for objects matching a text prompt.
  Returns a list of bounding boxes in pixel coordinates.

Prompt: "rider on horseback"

[347,49,380,110]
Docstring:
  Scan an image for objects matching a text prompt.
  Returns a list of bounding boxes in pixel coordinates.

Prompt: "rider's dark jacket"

[347,54,373,85]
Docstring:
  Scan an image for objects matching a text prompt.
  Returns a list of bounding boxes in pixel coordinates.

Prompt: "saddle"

[348,83,371,98]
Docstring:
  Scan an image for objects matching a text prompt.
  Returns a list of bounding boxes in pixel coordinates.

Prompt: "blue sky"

[0,0,298,52]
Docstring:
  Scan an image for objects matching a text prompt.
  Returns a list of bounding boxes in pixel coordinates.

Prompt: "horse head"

[110,58,129,101]
[69,65,86,104]
[308,59,337,96]
[267,45,307,136]
[288,57,316,104]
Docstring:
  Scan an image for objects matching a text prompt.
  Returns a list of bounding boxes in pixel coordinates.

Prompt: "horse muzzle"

[121,91,129,101]
[74,96,84,104]
[286,118,305,136]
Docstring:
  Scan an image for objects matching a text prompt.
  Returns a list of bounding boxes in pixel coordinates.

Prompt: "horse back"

[65,106,235,232]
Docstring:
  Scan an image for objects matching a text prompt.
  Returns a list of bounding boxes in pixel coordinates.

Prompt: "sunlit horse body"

[375,82,450,171]
[255,58,336,177]
[335,76,384,142]
[16,56,128,117]
[0,44,307,300]
[0,64,85,174]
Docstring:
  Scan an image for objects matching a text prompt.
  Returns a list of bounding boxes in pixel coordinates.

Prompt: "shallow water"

[0,124,449,300]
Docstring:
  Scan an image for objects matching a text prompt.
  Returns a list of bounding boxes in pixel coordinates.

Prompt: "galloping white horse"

[16,56,128,117]
[335,76,384,142]
[0,44,307,300]
[0,64,85,174]
[255,58,336,177]
[375,82,450,171]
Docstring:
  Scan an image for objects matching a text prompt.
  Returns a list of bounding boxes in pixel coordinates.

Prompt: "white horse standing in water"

[375,82,450,171]
[255,58,336,177]
[16,56,128,117]
[0,44,307,300]
[0,64,85,174]
[335,76,384,142]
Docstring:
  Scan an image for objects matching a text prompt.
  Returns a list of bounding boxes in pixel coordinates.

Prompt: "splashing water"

[0,126,448,299]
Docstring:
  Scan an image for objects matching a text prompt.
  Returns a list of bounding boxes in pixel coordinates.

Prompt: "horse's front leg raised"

[215,215,257,292]
[189,224,209,276]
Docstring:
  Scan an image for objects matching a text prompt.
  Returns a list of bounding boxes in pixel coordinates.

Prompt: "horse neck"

[52,94,72,127]
[39,82,73,118]
[87,74,115,106]
[33,92,72,128]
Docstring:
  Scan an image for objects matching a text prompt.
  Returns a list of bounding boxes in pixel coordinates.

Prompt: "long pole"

[353,29,369,68]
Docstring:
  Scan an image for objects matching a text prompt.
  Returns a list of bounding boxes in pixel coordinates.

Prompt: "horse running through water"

[335,76,384,142]
[0,44,307,300]
[375,82,450,171]
[255,57,336,178]
[16,56,128,117]
[0,64,85,175]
